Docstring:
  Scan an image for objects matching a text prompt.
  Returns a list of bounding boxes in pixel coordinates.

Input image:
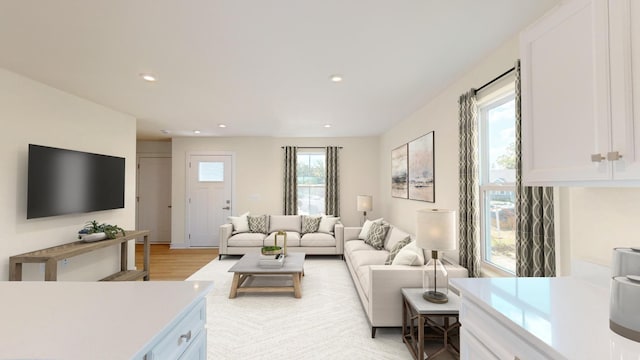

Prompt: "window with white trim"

[478,83,516,274]
[297,151,325,215]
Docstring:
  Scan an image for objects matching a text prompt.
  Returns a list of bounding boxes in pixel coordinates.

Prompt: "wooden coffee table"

[228,252,305,298]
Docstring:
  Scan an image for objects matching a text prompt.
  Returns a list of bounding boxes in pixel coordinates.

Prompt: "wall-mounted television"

[27,144,125,219]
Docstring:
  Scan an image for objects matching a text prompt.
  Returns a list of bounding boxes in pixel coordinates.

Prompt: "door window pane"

[199,162,224,182]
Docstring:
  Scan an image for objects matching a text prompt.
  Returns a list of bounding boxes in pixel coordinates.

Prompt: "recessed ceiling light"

[218,124,227,128]
[324,124,332,128]
[193,130,201,134]
[140,73,157,82]
[329,74,343,83]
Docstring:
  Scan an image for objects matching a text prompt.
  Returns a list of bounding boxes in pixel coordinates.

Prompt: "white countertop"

[450,277,640,359]
[0,281,214,359]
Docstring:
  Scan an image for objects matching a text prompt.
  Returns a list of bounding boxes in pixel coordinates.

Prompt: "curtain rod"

[281,146,343,149]
[476,66,515,93]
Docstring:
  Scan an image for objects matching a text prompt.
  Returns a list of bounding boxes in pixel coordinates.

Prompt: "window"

[198,162,224,182]
[479,84,516,274]
[297,151,325,215]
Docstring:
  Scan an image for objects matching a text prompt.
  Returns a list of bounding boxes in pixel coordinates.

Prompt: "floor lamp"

[416,209,457,304]
[357,195,372,226]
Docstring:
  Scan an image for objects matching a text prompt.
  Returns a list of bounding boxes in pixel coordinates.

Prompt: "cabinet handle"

[607,151,623,161]
[591,154,605,162]
[179,330,192,343]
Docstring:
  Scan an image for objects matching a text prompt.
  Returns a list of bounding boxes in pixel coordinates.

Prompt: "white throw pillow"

[228,212,250,233]
[358,218,384,239]
[318,215,340,234]
[391,241,425,266]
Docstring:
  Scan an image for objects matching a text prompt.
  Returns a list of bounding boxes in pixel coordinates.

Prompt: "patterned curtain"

[283,146,298,215]
[458,90,481,278]
[325,146,340,216]
[514,60,556,277]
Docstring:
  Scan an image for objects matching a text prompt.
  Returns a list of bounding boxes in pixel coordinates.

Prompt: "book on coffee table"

[258,253,285,267]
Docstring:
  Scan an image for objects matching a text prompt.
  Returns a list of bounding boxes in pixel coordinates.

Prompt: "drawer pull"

[607,151,623,161]
[179,330,192,343]
[591,153,605,162]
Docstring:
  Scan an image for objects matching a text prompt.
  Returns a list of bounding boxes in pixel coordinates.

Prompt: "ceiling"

[0,0,559,140]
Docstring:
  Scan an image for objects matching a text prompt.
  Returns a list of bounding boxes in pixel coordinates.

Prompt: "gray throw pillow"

[364,222,389,250]
[248,215,268,234]
[301,215,321,234]
[385,236,412,265]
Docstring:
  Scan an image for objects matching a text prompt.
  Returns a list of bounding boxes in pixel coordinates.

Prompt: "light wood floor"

[135,244,219,281]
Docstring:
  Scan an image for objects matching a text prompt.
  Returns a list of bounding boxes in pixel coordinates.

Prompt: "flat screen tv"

[27,144,125,219]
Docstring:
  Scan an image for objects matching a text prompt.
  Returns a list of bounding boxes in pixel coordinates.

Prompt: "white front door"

[187,155,233,247]
[137,157,172,243]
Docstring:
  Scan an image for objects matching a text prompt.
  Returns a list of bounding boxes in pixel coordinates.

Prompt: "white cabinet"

[520,0,640,185]
[144,298,207,359]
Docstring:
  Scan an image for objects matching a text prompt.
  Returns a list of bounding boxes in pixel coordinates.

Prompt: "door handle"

[222,206,230,210]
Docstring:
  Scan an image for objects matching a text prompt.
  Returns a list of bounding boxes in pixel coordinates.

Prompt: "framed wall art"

[408,131,434,202]
[391,144,408,199]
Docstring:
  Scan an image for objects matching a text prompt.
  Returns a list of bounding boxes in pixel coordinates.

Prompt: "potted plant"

[78,220,126,242]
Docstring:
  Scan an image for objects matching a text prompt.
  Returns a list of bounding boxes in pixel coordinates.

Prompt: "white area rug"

[187,256,412,360]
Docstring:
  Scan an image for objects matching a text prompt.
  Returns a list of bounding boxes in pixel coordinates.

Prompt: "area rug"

[187,256,413,360]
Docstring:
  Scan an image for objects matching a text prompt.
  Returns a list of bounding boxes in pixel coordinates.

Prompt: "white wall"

[379,35,640,273]
[379,37,521,263]
[564,187,640,268]
[170,136,379,247]
[0,68,137,281]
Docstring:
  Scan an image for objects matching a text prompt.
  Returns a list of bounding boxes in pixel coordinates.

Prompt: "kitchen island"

[0,281,214,359]
[451,277,640,359]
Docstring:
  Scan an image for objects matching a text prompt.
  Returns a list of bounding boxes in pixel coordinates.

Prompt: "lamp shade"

[357,195,373,212]
[415,209,456,251]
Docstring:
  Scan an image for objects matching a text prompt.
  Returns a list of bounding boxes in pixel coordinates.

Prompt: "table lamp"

[416,209,457,304]
[357,195,373,225]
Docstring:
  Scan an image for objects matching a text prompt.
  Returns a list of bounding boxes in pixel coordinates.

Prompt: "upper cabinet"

[520,0,640,185]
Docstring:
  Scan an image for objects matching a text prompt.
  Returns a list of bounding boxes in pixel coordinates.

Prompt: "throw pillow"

[385,236,412,265]
[248,215,268,233]
[301,215,321,234]
[318,215,340,234]
[391,241,425,266]
[358,218,384,239]
[228,212,250,233]
[364,222,390,250]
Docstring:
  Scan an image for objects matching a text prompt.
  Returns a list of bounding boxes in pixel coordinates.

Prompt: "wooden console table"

[9,230,150,281]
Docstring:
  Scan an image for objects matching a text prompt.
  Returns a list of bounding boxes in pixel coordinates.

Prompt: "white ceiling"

[0,0,559,140]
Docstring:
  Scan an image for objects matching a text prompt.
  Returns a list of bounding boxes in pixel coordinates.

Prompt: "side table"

[401,288,461,359]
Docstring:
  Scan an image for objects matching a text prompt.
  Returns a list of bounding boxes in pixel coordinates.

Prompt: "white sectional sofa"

[343,223,468,337]
[219,214,344,259]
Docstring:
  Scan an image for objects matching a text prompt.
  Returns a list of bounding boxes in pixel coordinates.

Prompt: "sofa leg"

[218,254,222,261]
[371,327,377,338]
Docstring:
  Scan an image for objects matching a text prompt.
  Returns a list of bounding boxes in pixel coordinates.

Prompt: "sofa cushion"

[391,241,425,266]
[227,232,265,247]
[364,222,389,250]
[269,215,301,233]
[228,212,250,233]
[351,250,390,268]
[345,240,377,254]
[301,215,321,234]
[358,218,383,239]
[385,236,412,265]
[318,215,340,234]
[264,231,301,247]
[300,232,336,247]
[248,215,268,233]
[384,226,412,251]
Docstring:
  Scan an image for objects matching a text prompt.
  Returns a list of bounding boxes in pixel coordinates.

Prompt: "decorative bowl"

[261,246,282,255]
